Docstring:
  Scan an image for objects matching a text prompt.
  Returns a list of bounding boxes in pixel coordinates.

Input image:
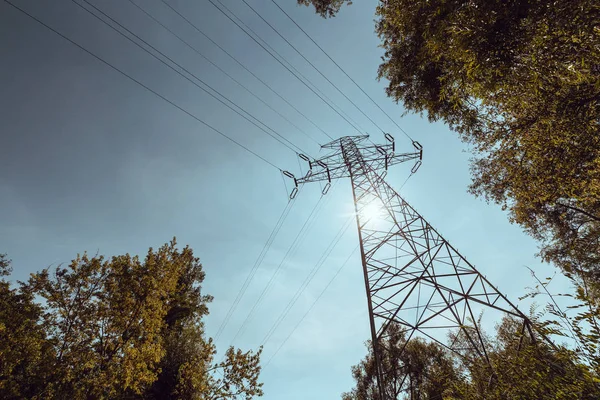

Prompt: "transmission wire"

[160,0,333,144]
[228,194,325,345]
[241,0,386,135]
[264,244,360,368]
[2,0,281,171]
[228,183,337,346]
[269,0,415,143]
[398,170,415,192]
[211,0,364,134]
[214,193,298,341]
[260,215,354,347]
[204,0,361,136]
[75,0,310,157]
[128,0,320,149]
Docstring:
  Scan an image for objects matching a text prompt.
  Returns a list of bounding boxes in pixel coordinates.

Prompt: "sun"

[361,201,385,223]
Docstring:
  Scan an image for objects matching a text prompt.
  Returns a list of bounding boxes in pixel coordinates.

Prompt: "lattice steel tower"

[285,135,533,400]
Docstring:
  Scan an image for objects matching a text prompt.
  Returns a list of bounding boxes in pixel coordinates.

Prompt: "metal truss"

[284,135,535,399]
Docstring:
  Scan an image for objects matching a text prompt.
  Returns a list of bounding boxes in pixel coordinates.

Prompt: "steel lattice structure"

[285,135,534,400]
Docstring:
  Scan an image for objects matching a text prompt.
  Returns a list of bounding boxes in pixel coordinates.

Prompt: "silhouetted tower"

[286,135,533,400]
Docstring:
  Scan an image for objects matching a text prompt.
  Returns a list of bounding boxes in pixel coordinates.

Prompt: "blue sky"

[0,0,572,398]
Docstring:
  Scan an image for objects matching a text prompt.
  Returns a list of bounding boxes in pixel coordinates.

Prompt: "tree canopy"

[342,318,600,400]
[0,243,263,399]
[297,0,351,18]
[341,324,459,400]
[299,0,600,296]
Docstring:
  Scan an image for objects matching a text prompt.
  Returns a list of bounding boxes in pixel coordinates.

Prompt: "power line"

[215,0,364,135]
[241,0,386,135]
[2,0,281,171]
[398,170,415,192]
[212,0,363,135]
[260,215,354,347]
[214,192,298,341]
[268,0,415,143]
[280,170,291,198]
[160,0,332,145]
[228,194,325,345]
[75,0,309,157]
[260,215,352,347]
[264,244,360,368]
[76,0,307,156]
[204,0,361,136]
[128,0,321,148]
[228,184,336,346]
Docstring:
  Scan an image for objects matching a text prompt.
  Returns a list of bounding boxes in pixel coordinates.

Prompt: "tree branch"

[557,202,600,222]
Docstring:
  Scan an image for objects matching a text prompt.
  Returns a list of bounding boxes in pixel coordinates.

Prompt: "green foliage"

[452,316,600,400]
[0,243,263,399]
[297,0,351,18]
[521,268,600,374]
[376,0,600,292]
[341,324,460,400]
[342,318,600,399]
[0,254,55,399]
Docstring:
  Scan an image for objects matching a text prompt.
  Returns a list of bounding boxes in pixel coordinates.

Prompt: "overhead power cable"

[204,0,361,136]
[228,194,325,345]
[269,0,415,143]
[75,0,310,157]
[260,214,354,347]
[209,0,363,134]
[214,192,298,341]
[398,170,415,192]
[128,0,320,148]
[241,0,385,135]
[228,183,337,346]
[264,244,360,368]
[2,0,281,171]
[160,0,333,144]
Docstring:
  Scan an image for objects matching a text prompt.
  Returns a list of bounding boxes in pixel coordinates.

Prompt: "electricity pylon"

[285,135,534,399]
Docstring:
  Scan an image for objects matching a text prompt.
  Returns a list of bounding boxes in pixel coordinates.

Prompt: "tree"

[0,241,263,399]
[341,324,460,400]
[297,0,351,18]
[301,0,600,295]
[451,316,600,400]
[459,348,594,400]
[0,254,54,399]
[342,318,600,399]
[521,268,600,376]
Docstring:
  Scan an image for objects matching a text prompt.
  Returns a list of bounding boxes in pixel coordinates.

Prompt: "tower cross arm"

[295,135,422,186]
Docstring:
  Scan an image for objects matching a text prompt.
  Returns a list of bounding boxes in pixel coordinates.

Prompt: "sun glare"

[362,201,385,222]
